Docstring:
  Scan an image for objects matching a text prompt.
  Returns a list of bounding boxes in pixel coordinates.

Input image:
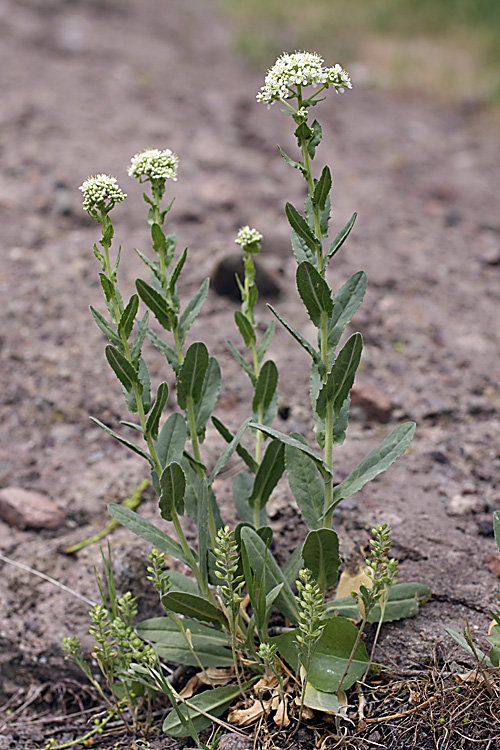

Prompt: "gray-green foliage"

[73,61,431,737]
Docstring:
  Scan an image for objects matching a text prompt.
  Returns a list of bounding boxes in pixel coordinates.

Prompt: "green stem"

[337,618,367,694]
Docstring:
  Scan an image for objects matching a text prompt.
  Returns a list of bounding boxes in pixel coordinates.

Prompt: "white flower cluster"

[235,226,263,248]
[127,148,179,182]
[256,51,352,106]
[79,174,126,213]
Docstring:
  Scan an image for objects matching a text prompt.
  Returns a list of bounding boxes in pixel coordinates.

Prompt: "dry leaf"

[274,698,290,728]
[198,667,234,686]
[335,565,372,600]
[253,674,279,693]
[179,674,202,699]
[228,698,271,727]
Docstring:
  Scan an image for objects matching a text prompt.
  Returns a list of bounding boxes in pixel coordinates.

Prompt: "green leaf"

[145,382,169,441]
[166,571,199,596]
[177,342,209,410]
[155,412,187,472]
[193,357,221,443]
[163,682,255,738]
[325,422,416,516]
[256,320,276,364]
[209,418,251,484]
[134,247,162,284]
[90,306,121,347]
[151,222,166,255]
[316,333,362,418]
[234,310,256,348]
[328,271,367,353]
[136,279,172,331]
[118,294,139,340]
[252,360,278,415]
[325,212,358,267]
[178,278,209,346]
[108,504,194,567]
[240,526,298,623]
[250,439,285,511]
[282,545,304,588]
[302,529,340,591]
[267,304,321,367]
[291,230,316,267]
[233,474,266,526]
[303,683,343,715]
[249,423,331,479]
[169,247,188,293]
[162,591,227,629]
[197,479,209,587]
[130,311,150,366]
[226,340,256,385]
[313,166,332,211]
[326,582,432,623]
[275,617,369,692]
[147,329,179,374]
[307,119,322,159]
[159,462,186,521]
[285,443,324,530]
[305,193,330,239]
[278,145,307,178]
[211,417,258,473]
[494,511,500,553]
[105,345,137,392]
[90,417,153,465]
[286,203,319,255]
[137,617,233,667]
[445,627,493,668]
[296,261,333,327]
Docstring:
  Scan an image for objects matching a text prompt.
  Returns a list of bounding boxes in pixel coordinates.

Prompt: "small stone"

[485,554,500,579]
[0,487,65,530]
[217,733,252,750]
[350,382,393,423]
[447,494,483,516]
[477,519,494,538]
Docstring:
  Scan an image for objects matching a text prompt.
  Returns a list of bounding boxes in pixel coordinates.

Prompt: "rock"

[477,519,494,537]
[485,554,500,579]
[0,487,65,530]
[210,253,281,302]
[217,733,253,750]
[447,494,484,516]
[350,382,393,423]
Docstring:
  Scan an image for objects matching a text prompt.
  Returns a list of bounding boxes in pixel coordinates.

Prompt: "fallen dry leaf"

[274,698,290,728]
[198,667,234,686]
[228,698,271,727]
[335,565,372,600]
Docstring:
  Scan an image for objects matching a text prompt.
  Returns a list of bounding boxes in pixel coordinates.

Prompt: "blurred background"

[218,0,500,106]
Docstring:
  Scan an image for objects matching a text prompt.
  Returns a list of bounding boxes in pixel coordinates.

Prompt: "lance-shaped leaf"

[90,306,121,347]
[178,278,209,346]
[313,166,332,211]
[248,423,331,479]
[256,319,276,365]
[226,340,256,385]
[285,442,324,530]
[233,474,266,526]
[145,382,169,441]
[136,278,172,331]
[169,247,188,293]
[161,591,227,629]
[234,310,255,348]
[147,329,179,374]
[163,681,256,737]
[268,304,322,368]
[108,504,194,568]
[197,478,209,587]
[302,529,340,591]
[252,360,278,415]
[155,412,187,471]
[307,119,322,159]
[117,294,139,340]
[310,364,351,449]
[193,356,221,442]
[328,271,367,353]
[286,202,319,255]
[151,222,166,255]
[210,418,251,484]
[211,417,258,473]
[90,417,153,465]
[177,342,209,410]
[159,461,186,521]
[105,345,137,392]
[130,311,150,367]
[278,144,307,178]
[291,229,316,266]
[240,526,298,624]
[324,422,416,517]
[136,617,233,668]
[296,261,333,327]
[134,247,162,284]
[325,212,358,267]
[326,582,432,623]
[494,511,500,552]
[316,333,362,418]
[305,193,331,239]
[249,439,285,511]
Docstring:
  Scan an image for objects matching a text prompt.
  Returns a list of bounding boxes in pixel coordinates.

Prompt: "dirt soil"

[1,0,500,748]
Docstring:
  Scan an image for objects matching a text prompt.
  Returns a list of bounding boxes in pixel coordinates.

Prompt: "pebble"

[217,733,253,750]
[0,486,66,529]
[447,494,484,516]
[350,382,393,423]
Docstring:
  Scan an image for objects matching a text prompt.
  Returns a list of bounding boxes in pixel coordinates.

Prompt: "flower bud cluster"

[235,225,263,251]
[128,148,179,183]
[257,51,352,106]
[79,174,126,214]
[295,568,326,646]
[365,523,399,591]
[214,525,244,610]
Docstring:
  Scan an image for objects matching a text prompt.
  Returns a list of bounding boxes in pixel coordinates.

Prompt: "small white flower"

[235,226,263,248]
[79,174,126,213]
[256,51,352,106]
[127,148,179,182]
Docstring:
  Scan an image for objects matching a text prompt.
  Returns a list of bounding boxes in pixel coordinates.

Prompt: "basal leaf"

[296,261,333,327]
[161,591,227,629]
[137,617,233,668]
[325,582,432,622]
[163,682,255,737]
[177,342,209,410]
